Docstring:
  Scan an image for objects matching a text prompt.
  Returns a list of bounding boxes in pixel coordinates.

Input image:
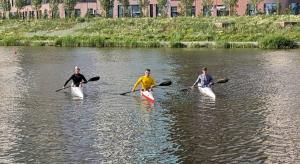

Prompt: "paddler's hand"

[131,89,135,92]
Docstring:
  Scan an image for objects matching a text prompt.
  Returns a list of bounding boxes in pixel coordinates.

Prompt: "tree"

[64,0,77,18]
[249,0,262,15]
[179,0,193,16]
[223,0,239,16]
[118,0,129,17]
[202,0,213,16]
[49,0,60,18]
[157,0,168,17]
[15,0,26,18]
[32,0,42,19]
[139,0,149,17]
[0,0,11,19]
[100,0,113,17]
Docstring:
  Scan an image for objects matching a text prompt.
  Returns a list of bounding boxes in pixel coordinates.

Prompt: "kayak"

[71,85,84,98]
[140,90,155,103]
[198,84,216,99]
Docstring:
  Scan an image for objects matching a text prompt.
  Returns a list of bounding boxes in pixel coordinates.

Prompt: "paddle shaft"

[120,80,172,95]
[56,76,100,92]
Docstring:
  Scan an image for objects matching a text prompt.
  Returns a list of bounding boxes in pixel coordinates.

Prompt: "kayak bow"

[140,90,155,103]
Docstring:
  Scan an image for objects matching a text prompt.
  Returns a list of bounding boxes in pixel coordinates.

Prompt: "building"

[0,0,300,19]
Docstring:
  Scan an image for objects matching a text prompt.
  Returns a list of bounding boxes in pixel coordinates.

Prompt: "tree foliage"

[157,0,168,17]
[49,0,60,18]
[100,0,113,17]
[179,0,194,16]
[0,0,11,18]
[139,0,150,17]
[249,0,263,15]
[64,0,77,17]
[32,0,43,18]
[223,0,239,16]
[118,0,129,17]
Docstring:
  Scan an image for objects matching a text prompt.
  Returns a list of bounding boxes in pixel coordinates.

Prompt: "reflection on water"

[1,47,300,163]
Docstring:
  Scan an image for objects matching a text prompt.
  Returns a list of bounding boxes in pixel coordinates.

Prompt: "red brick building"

[0,0,300,18]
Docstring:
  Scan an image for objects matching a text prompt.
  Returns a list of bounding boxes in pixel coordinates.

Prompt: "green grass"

[0,16,300,48]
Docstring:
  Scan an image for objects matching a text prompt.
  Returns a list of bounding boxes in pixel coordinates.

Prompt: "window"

[118,5,124,17]
[75,9,81,17]
[290,3,299,15]
[186,6,195,16]
[216,5,228,16]
[107,5,113,17]
[131,5,140,17]
[247,4,255,15]
[264,3,277,15]
[171,6,178,17]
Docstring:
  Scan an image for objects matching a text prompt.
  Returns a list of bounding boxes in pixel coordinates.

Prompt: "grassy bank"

[0,16,300,48]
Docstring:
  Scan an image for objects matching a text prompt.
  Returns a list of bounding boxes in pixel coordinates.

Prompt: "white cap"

[75,66,80,70]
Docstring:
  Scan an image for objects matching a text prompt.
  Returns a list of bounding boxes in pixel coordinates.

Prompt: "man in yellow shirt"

[131,69,156,92]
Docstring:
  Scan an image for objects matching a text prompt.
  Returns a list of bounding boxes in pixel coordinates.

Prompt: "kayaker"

[192,67,213,88]
[131,68,156,92]
[63,66,87,88]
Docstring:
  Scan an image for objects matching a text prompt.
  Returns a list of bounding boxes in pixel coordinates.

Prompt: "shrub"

[260,36,295,49]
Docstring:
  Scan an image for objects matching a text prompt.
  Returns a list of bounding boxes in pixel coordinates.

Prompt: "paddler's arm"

[64,75,73,88]
[150,77,156,88]
[81,75,88,84]
[131,77,142,92]
[208,75,214,86]
[192,75,201,87]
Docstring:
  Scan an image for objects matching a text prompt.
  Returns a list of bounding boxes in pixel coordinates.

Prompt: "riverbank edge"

[1,40,300,49]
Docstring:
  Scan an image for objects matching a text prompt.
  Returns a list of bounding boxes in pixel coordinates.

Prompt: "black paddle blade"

[216,78,229,83]
[120,91,131,95]
[88,76,100,82]
[180,88,191,92]
[158,80,172,86]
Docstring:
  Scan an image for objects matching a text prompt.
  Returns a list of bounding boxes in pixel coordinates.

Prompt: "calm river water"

[0,47,300,163]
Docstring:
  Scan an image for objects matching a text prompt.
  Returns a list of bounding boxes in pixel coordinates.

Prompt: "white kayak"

[140,90,155,103]
[71,85,84,98]
[198,84,216,99]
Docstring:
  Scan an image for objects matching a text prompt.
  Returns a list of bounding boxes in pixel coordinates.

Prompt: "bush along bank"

[0,35,297,49]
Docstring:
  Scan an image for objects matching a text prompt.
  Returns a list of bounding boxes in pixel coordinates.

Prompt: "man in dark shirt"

[64,66,88,88]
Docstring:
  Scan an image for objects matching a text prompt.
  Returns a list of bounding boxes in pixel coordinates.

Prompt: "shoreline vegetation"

[0,15,300,49]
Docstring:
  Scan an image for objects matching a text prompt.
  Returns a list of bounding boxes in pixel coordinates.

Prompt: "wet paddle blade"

[216,78,229,84]
[158,80,172,86]
[88,76,100,82]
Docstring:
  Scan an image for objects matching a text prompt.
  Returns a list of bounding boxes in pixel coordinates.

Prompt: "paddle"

[55,76,100,92]
[180,78,229,92]
[120,80,172,96]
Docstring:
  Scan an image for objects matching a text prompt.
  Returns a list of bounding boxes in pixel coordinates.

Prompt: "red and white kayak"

[140,90,155,103]
[198,84,216,99]
[71,85,84,99]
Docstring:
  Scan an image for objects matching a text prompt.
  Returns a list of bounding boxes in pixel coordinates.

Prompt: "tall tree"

[0,0,11,19]
[223,0,239,16]
[32,0,42,19]
[139,0,149,17]
[100,0,113,17]
[15,0,26,18]
[157,0,168,17]
[49,0,60,18]
[63,0,76,17]
[202,0,213,16]
[179,0,193,16]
